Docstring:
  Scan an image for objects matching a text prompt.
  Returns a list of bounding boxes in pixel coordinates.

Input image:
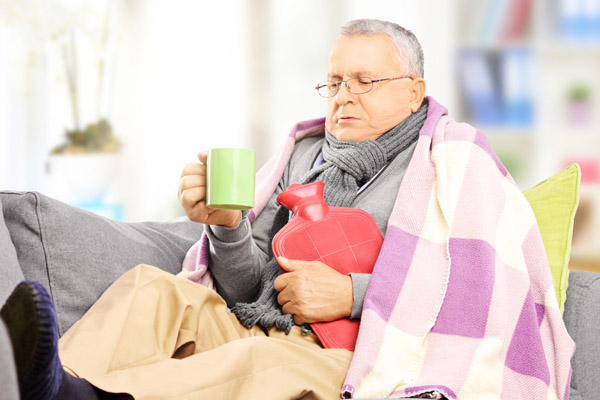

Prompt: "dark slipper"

[1,281,62,400]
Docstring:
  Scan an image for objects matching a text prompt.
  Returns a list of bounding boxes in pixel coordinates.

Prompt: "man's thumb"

[276,257,306,272]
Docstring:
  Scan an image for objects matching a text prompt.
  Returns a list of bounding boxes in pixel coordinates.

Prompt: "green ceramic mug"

[206,148,256,210]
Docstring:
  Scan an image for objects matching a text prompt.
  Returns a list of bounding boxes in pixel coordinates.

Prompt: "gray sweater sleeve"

[349,273,371,319]
[205,212,265,306]
[206,182,284,307]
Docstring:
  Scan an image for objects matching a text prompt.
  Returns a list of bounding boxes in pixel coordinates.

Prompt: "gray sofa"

[1,191,599,399]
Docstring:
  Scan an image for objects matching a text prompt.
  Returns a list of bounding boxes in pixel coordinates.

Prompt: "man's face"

[325,34,423,142]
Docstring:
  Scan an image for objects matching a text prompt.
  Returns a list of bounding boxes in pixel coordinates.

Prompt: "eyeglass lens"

[320,77,373,96]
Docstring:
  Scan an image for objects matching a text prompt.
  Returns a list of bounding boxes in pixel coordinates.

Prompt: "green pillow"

[523,163,581,315]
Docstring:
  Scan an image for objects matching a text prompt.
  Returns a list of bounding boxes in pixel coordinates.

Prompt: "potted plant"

[49,118,122,204]
[43,2,123,204]
[566,83,592,127]
[51,118,121,155]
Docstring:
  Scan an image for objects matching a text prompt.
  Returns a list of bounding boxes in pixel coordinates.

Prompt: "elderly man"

[1,19,573,400]
[179,22,426,329]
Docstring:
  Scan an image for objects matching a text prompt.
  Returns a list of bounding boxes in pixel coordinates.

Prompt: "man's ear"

[409,78,426,113]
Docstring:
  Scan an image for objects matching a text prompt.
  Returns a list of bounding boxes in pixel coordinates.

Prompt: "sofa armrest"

[1,191,204,335]
[0,321,19,400]
[563,270,600,399]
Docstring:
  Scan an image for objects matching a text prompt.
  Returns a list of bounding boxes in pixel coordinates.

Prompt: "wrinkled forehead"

[327,34,402,78]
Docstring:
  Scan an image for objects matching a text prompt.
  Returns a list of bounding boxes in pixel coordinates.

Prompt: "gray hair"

[340,19,424,78]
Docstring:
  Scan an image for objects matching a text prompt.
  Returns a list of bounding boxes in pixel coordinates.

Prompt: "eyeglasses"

[315,75,412,98]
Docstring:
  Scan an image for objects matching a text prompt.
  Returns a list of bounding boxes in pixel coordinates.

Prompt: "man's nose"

[335,82,356,105]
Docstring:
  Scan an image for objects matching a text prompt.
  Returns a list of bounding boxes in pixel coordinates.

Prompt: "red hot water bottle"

[272,181,383,351]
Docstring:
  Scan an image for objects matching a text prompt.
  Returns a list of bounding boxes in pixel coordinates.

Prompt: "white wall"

[0,0,457,221]
[0,23,51,191]
[108,0,250,221]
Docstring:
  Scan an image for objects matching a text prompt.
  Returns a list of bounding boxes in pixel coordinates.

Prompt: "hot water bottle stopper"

[272,181,383,351]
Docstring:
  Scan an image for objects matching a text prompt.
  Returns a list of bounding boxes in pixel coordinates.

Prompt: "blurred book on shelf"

[460,0,533,44]
[457,49,534,128]
[500,49,534,126]
[501,0,534,41]
[465,0,600,44]
[458,51,503,125]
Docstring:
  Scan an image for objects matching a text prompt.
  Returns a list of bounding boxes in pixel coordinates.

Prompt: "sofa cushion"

[1,191,204,335]
[523,164,581,315]
[563,270,600,400]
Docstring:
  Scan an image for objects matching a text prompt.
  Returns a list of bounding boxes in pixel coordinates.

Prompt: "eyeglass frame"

[315,75,413,98]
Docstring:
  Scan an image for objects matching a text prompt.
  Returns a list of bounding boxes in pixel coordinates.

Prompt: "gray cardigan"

[207,136,417,318]
[0,191,598,399]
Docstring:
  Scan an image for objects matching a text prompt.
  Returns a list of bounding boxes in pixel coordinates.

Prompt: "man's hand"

[273,257,353,325]
[178,151,242,228]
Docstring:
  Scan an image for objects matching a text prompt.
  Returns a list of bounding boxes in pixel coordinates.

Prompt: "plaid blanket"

[180,97,574,399]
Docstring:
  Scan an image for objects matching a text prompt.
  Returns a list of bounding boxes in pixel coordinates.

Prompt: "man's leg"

[59,264,266,371]
[59,264,352,399]
[81,328,352,400]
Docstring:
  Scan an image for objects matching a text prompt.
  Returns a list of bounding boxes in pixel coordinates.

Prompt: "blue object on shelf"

[559,0,600,41]
[561,16,588,40]
[589,2,600,40]
[500,48,535,127]
[503,99,534,126]
[458,50,503,125]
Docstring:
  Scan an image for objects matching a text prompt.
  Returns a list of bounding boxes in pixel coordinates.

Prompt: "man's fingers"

[276,288,292,306]
[186,200,213,223]
[281,301,295,317]
[197,151,208,164]
[281,302,307,325]
[180,187,205,209]
[273,274,288,292]
[179,174,206,192]
[281,302,295,317]
[292,315,306,325]
[180,162,206,178]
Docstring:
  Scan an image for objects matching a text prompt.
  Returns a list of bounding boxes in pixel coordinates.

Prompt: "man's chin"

[329,127,368,143]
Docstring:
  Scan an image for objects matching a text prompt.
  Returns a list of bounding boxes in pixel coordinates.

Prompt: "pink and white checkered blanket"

[179,97,574,399]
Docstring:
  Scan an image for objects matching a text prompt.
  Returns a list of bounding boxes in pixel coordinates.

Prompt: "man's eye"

[327,81,342,89]
[357,77,372,85]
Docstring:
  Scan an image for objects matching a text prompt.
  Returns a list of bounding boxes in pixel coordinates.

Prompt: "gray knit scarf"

[231,103,429,333]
